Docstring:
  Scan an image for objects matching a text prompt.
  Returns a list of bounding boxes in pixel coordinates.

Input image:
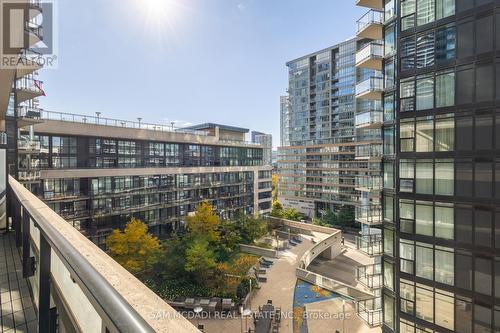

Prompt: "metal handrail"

[39,110,210,136]
[8,176,160,333]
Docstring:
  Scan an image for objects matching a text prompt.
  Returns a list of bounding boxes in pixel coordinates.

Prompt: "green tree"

[185,238,217,284]
[272,174,279,200]
[282,208,303,221]
[270,200,284,218]
[157,233,187,280]
[186,201,221,243]
[234,214,268,244]
[106,218,162,274]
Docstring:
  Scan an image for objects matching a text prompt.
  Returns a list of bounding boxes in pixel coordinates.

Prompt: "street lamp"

[239,306,252,333]
[95,112,101,124]
[194,306,203,328]
[137,117,142,129]
[171,121,175,131]
[342,299,346,333]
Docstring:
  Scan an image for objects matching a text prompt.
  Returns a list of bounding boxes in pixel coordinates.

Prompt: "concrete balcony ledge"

[8,176,200,333]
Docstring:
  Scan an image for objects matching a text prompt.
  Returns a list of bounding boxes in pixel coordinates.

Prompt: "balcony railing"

[355,176,382,191]
[356,298,382,327]
[355,77,383,98]
[17,105,42,119]
[356,9,383,35]
[7,176,199,332]
[38,110,211,136]
[356,205,382,225]
[16,77,44,94]
[355,110,383,128]
[355,234,383,256]
[0,132,6,145]
[356,263,382,290]
[356,42,383,66]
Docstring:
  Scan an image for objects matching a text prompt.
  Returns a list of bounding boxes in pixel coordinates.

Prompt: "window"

[476,114,493,150]
[475,257,492,296]
[416,117,433,152]
[400,199,415,233]
[384,93,395,121]
[476,15,493,55]
[384,260,394,291]
[416,159,433,194]
[456,206,473,244]
[435,159,454,195]
[475,162,492,198]
[400,159,415,192]
[476,64,494,102]
[401,36,416,71]
[400,121,415,152]
[456,296,472,333]
[475,304,492,333]
[435,289,454,330]
[416,202,433,236]
[416,32,435,68]
[416,76,434,111]
[401,78,415,112]
[400,239,415,274]
[436,0,454,20]
[456,160,473,196]
[435,246,454,285]
[416,242,434,280]
[401,0,416,30]
[384,228,394,256]
[416,0,434,26]
[456,116,473,151]
[385,24,396,56]
[384,161,394,189]
[384,195,394,222]
[435,203,453,239]
[475,209,492,247]
[416,284,434,322]
[435,115,454,151]
[384,294,395,330]
[400,279,415,315]
[435,71,455,108]
[384,126,395,155]
[457,21,474,58]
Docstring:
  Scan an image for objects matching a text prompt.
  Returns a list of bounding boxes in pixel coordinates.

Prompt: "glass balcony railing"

[16,77,44,94]
[357,9,383,34]
[356,42,383,65]
[357,297,383,327]
[355,176,382,191]
[355,143,383,159]
[356,263,382,290]
[355,110,383,128]
[17,105,42,118]
[355,77,383,98]
[356,205,383,225]
[356,233,383,256]
[8,176,199,332]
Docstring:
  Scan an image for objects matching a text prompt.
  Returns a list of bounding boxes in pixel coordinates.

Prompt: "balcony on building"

[356,263,382,290]
[356,9,383,40]
[355,232,383,256]
[355,143,382,160]
[355,204,382,226]
[355,110,382,130]
[26,19,43,47]
[15,77,44,104]
[17,105,44,128]
[356,297,382,328]
[355,175,382,192]
[2,176,200,332]
[355,76,383,100]
[16,49,44,78]
[356,42,383,70]
[356,0,383,10]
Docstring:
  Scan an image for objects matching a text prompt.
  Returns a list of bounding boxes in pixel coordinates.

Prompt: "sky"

[41,0,364,148]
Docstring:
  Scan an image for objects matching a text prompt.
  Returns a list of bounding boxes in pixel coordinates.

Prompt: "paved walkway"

[0,233,37,333]
[189,234,320,333]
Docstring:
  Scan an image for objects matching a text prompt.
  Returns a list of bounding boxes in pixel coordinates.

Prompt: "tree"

[271,174,279,200]
[186,201,221,243]
[157,233,187,280]
[282,208,303,221]
[185,238,217,284]
[270,199,284,218]
[234,214,268,244]
[217,220,242,261]
[106,218,162,274]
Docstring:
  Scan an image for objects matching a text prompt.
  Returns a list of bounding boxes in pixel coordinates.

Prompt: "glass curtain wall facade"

[13,124,272,246]
[278,39,360,218]
[382,1,500,332]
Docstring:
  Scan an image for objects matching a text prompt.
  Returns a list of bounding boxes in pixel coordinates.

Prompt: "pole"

[342,299,346,333]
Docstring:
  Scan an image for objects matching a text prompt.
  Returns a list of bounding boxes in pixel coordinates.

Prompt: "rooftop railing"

[356,9,383,34]
[38,110,210,136]
[8,175,200,333]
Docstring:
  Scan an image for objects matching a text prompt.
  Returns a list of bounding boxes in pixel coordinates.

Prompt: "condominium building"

[280,95,291,147]
[370,0,500,332]
[251,131,273,166]
[4,114,272,245]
